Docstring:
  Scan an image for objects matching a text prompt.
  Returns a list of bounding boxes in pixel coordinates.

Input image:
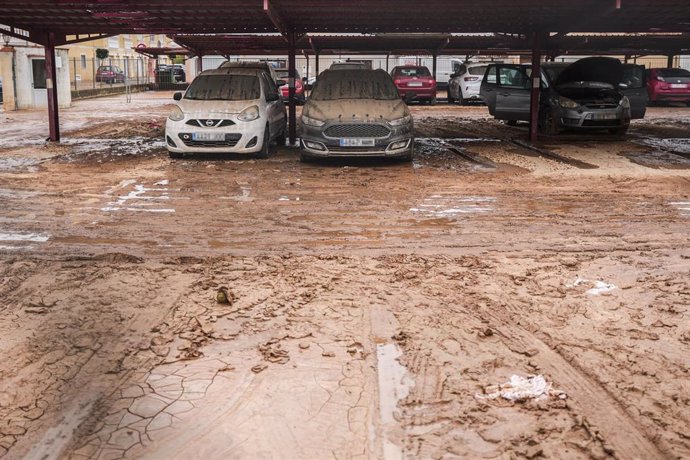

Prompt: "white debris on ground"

[476,375,566,402]
[567,277,618,296]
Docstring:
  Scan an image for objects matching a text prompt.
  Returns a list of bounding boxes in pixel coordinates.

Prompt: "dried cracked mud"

[0,93,689,459]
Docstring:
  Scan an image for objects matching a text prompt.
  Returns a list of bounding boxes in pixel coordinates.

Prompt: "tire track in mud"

[481,304,666,460]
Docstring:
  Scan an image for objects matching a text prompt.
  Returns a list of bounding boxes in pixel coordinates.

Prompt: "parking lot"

[0,92,689,458]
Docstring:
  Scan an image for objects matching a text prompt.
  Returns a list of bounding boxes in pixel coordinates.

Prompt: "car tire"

[256,125,271,159]
[506,120,518,126]
[299,152,314,163]
[276,125,287,147]
[429,98,437,106]
[540,109,559,136]
[447,88,455,104]
[168,151,184,159]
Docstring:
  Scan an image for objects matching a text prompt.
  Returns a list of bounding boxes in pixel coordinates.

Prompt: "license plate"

[592,113,617,120]
[339,138,375,147]
[670,84,687,89]
[408,82,423,87]
[192,132,226,141]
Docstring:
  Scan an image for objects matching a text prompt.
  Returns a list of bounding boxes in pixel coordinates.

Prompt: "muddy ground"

[0,93,689,460]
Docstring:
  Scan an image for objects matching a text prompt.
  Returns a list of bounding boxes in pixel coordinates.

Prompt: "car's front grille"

[583,104,618,109]
[186,119,235,128]
[324,123,391,139]
[178,133,242,147]
[582,119,622,127]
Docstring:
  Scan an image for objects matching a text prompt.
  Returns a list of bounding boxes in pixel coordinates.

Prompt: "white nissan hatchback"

[165,68,287,159]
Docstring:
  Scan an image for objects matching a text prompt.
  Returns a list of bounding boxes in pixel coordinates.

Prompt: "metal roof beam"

[263,0,289,37]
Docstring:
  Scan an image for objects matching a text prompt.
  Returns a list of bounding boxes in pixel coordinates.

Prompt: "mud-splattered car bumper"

[165,117,266,155]
[300,121,414,158]
[555,105,631,130]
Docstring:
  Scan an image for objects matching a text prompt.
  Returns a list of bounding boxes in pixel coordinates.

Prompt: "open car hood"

[554,57,623,88]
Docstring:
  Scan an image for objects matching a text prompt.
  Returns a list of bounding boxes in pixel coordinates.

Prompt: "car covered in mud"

[299,69,414,162]
[480,57,647,134]
[165,67,287,159]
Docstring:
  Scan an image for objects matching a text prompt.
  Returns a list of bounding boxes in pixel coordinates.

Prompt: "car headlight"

[389,115,412,127]
[168,106,184,122]
[301,115,325,127]
[619,96,630,109]
[558,96,579,109]
[237,105,260,122]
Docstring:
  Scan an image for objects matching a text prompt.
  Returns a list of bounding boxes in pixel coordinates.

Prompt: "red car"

[275,68,305,104]
[646,68,690,105]
[391,66,437,104]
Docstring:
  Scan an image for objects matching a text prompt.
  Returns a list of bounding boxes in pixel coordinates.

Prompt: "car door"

[262,73,285,137]
[494,65,532,121]
[480,65,499,115]
[620,64,647,119]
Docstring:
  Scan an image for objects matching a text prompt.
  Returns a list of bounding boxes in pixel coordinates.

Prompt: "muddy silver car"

[480,57,647,135]
[299,69,414,161]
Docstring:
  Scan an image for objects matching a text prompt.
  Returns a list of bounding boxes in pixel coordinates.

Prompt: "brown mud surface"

[1,93,689,459]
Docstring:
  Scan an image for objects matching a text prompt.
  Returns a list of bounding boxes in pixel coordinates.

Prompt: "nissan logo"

[205,120,214,127]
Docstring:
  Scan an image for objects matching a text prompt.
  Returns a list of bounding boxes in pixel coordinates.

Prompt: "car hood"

[177,99,258,117]
[554,57,623,88]
[303,99,409,122]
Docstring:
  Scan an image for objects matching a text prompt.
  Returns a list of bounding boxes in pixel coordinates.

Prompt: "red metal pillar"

[315,52,320,79]
[528,32,543,143]
[45,31,60,142]
[288,31,297,145]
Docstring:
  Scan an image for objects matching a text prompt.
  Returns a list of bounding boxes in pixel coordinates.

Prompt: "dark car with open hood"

[480,57,647,135]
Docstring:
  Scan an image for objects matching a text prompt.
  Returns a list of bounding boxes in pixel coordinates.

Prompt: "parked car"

[646,68,690,105]
[274,68,306,104]
[391,65,437,104]
[218,61,278,85]
[154,64,186,83]
[165,67,287,159]
[447,62,489,104]
[480,57,647,134]
[299,69,414,162]
[95,65,125,84]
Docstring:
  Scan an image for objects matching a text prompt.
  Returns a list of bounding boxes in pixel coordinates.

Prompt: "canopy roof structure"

[1,1,690,46]
[168,33,690,58]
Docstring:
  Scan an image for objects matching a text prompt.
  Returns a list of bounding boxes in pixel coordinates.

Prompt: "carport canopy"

[2,0,690,143]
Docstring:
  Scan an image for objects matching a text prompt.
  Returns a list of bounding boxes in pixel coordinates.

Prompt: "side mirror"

[275,79,287,87]
[173,92,183,101]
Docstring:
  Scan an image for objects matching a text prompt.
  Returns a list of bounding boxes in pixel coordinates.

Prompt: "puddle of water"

[638,138,690,154]
[376,343,414,459]
[0,231,50,242]
[0,157,44,172]
[102,180,175,213]
[669,201,690,216]
[411,195,496,218]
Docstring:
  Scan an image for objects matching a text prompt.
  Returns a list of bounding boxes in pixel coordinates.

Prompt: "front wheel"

[276,125,287,147]
[539,109,559,136]
[609,126,629,135]
[256,125,271,159]
[299,152,314,163]
[447,88,455,104]
[168,151,184,159]
[429,98,437,106]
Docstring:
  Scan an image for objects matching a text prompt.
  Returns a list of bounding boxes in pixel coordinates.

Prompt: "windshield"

[184,75,260,101]
[394,67,431,77]
[310,70,399,101]
[657,69,690,78]
[468,65,488,76]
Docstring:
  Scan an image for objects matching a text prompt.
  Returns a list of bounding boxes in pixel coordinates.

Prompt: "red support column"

[45,31,60,142]
[288,31,297,146]
[315,52,320,79]
[432,53,438,80]
[528,32,543,143]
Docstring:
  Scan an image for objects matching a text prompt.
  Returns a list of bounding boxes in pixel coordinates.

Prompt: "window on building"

[80,54,87,69]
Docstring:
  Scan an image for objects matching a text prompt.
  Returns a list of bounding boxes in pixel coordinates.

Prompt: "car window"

[468,66,488,76]
[622,66,645,89]
[310,70,398,101]
[498,67,529,88]
[394,67,431,77]
[262,72,278,100]
[657,69,690,78]
[185,75,261,101]
[484,66,497,84]
[453,63,462,74]
[458,65,467,75]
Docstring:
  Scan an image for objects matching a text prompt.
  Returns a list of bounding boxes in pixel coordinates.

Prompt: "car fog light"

[388,139,410,151]
[304,141,326,151]
[246,136,258,148]
[166,136,178,148]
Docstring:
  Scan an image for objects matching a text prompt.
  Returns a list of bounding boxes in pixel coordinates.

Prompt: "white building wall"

[11,45,71,110]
